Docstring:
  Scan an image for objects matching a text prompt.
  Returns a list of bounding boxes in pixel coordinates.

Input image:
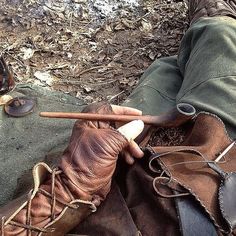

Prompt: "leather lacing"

[1,168,95,235]
[148,146,232,234]
[149,148,211,198]
[148,148,227,198]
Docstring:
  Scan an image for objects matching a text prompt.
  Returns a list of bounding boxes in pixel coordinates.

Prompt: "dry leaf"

[20,47,35,60]
[140,20,152,32]
[34,71,57,86]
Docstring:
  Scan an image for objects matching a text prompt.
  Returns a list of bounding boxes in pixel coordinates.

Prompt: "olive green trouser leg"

[124,16,236,137]
[123,56,183,115]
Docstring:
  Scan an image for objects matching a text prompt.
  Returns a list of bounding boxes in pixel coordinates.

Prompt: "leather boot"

[0,103,131,235]
[0,163,96,236]
[189,0,236,25]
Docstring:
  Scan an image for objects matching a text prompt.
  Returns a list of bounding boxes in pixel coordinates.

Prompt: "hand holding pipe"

[39,103,196,127]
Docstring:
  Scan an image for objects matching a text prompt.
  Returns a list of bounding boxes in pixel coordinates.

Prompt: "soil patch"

[0,0,188,105]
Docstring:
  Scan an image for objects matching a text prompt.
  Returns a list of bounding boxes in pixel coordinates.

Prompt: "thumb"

[117,120,144,141]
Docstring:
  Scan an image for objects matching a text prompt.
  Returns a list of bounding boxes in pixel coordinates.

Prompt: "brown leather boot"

[0,163,96,236]
[189,0,236,24]
[0,103,131,236]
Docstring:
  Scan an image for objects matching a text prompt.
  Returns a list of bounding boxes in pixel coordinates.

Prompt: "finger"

[117,120,144,141]
[111,105,142,116]
[123,151,135,165]
[128,140,144,158]
[111,105,142,129]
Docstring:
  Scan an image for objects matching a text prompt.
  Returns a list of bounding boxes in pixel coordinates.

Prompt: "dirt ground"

[0,0,188,105]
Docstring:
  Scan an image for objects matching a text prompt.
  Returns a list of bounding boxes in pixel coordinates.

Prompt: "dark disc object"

[4,97,35,117]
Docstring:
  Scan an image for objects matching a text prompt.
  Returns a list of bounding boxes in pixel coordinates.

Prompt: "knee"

[200,17,236,41]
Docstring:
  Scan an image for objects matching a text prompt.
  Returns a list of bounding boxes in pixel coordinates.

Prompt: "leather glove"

[59,102,144,206]
[1,102,144,236]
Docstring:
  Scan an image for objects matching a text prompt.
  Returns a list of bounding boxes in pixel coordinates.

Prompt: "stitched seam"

[197,111,233,142]
[218,172,236,231]
[150,112,234,234]
[157,158,228,234]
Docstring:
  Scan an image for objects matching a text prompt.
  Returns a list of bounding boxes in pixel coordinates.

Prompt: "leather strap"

[174,195,217,236]
[148,148,219,236]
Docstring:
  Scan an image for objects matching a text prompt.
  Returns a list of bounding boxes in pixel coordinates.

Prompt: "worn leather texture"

[0,163,95,236]
[59,102,128,205]
[0,103,128,235]
[4,112,236,236]
[152,113,236,234]
[219,172,236,231]
[189,0,236,24]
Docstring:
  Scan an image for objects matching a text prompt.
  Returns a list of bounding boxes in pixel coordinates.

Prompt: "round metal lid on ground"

[4,97,35,117]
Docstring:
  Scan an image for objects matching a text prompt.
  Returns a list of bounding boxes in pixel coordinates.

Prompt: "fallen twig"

[108,91,125,102]
[76,65,114,77]
[5,52,27,69]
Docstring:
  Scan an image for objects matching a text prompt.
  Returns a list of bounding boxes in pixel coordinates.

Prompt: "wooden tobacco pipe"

[40,103,196,127]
